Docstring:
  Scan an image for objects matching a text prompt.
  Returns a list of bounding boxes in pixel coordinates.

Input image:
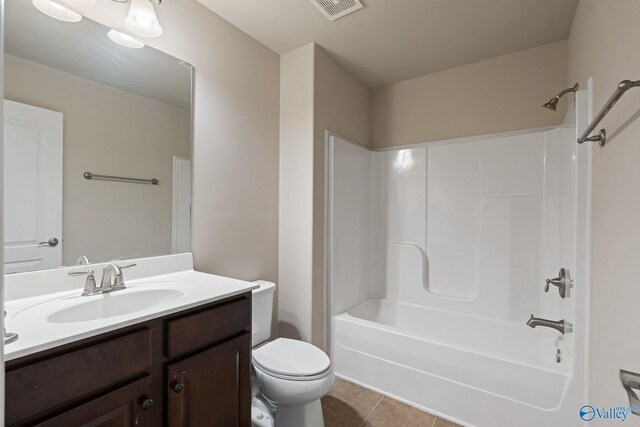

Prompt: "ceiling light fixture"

[32,0,83,22]
[66,0,97,6]
[124,0,163,38]
[108,29,146,49]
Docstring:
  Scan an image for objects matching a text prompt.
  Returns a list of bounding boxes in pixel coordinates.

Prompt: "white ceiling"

[196,0,579,87]
[6,0,192,109]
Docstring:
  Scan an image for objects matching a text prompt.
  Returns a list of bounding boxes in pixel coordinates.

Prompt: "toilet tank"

[252,280,276,347]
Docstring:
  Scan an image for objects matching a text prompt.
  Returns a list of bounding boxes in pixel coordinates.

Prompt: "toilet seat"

[252,338,331,381]
[253,359,332,381]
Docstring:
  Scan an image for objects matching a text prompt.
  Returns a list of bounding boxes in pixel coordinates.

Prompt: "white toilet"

[251,280,334,427]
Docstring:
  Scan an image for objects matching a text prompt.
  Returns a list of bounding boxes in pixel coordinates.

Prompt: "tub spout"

[526,314,572,334]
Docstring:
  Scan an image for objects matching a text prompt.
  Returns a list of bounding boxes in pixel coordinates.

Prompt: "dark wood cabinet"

[34,377,153,427]
[166,333,251,427]
[5,293,252,427]
[5,329,152,425]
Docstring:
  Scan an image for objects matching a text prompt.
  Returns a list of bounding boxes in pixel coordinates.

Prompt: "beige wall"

[4,54,190,265]
[74,0,280,282]
[568,0,640,417]
[279,44,315,342]
[312,46,370,346]
[279,43,369,347]
[371,41,568,148]
[314,47,370,149]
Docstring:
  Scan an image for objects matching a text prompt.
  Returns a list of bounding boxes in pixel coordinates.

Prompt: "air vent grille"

[309,0,364,21]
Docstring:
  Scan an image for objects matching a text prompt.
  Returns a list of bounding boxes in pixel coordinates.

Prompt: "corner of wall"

[278,42,316,343]
[278,42,372,348]
[311,46,371,349]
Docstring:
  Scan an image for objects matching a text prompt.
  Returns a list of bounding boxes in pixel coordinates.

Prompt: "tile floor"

[322,378,462,427]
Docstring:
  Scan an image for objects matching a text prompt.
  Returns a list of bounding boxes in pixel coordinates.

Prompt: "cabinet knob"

[139,396,154,410]
[172,382,185,393]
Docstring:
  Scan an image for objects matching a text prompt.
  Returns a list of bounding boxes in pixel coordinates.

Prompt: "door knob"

[38,237,59,247]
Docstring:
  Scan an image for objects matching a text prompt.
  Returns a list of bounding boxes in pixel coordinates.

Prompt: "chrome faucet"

[527,314,573,334]
[100,263,136,292]
[69,263,136,296]
[76,255,91,265]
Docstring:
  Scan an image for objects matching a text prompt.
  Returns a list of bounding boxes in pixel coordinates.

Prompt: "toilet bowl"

[251,281,334,427]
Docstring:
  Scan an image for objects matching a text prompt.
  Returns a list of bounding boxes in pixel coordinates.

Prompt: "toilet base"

[252,396,275,427]
[275,399,324,427]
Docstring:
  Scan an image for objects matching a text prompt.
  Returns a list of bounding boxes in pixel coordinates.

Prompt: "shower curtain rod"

[578,79,640,146]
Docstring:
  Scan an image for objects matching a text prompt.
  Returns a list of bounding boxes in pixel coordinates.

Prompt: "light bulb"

[66,0,97,6]
[49,1,65,10]
[32,0,82,22]
[108,29,146,49]
[124,0,163,38]
[136,16,152,29]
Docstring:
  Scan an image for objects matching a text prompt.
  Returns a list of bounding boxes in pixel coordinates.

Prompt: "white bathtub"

[333,299,583,427]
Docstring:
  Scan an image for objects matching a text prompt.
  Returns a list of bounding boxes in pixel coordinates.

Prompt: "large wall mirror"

[3,0,193,273]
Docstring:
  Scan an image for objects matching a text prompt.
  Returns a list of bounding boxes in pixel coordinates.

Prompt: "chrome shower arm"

[556,83,579,98]
[542,83,578,111]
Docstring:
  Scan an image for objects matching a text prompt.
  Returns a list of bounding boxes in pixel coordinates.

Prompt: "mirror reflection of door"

[3,100,63,273]
[172,156,191,254]
[4,0,192,270]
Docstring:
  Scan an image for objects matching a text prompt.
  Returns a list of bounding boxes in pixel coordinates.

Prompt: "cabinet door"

[34,377,154,427]
[166,333,250,427]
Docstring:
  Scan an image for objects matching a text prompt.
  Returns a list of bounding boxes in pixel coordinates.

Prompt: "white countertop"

[4,268,258,361]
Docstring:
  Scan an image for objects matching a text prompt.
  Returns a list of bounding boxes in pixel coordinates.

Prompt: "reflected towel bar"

[578,79,640,146]
[83,171,159,185]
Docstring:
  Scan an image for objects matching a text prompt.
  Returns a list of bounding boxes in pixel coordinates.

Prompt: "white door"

[172,156,191,253]
[3,100,63,273]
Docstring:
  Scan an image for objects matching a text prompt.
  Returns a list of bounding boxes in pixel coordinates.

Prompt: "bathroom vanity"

[4,255,257,427]
[0,2,244,424]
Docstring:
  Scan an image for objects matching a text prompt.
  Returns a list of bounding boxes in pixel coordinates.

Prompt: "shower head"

[543,97,560,111]
[542,83,579,111]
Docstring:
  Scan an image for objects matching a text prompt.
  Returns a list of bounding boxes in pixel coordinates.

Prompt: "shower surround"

[326,92,591,426]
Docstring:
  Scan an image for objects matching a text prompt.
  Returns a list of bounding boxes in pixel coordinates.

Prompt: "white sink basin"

[4,266,260,362]
[47,288,185,324]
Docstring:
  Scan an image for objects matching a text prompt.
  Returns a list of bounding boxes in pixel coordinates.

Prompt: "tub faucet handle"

[545,268,571,298]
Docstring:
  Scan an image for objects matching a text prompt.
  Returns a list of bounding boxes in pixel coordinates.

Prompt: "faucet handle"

[69,270,100,296]
[105,263,136,275]
[68,270,94,277]
[544,268,571,298]
[109,263,136,291]
[3,310,18,344]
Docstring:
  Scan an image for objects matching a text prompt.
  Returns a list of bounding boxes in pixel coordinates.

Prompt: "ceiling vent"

[309,0,364,21]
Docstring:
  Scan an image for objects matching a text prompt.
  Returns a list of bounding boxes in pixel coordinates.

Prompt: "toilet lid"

[252,338,331,377]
